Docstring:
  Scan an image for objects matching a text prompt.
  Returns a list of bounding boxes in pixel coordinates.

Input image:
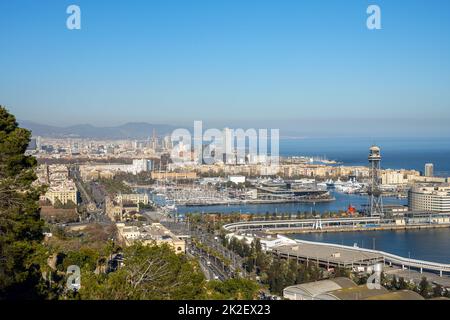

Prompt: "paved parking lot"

[385,267,450,288]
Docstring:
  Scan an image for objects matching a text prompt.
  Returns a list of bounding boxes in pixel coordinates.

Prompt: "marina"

[141,178,342,211]
[170,191,406,215]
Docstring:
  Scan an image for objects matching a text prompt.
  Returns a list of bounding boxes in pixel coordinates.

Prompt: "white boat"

[317,182,328,188]
[334,178,363,194]
[325,179,335,188]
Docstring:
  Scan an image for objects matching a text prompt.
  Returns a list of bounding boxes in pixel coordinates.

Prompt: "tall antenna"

[368,145,384,217]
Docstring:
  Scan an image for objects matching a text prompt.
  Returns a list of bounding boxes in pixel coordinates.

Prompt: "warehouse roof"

[274,243,384,266]
[364,290,424,300]
[283,277,357,299]
[317,284,388,300]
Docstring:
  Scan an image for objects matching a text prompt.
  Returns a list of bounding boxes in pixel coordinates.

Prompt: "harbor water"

[290,228,450,264]
[174,191,406,215]
[148,137,450,264]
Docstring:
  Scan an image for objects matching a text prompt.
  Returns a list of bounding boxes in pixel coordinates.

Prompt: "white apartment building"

[381,169,420,185]
[408,184,450,212]
[116,193,149,205]
[425,163,434,177]
[381,170,407,185]
[132,159,153,174]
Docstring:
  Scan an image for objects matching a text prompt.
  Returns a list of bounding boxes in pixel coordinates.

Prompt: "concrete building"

[79,159,153,182]
[408,184,450,213]
[39,164,79,206]
[272,243,384,271]
[228,175,246,184]
[284,279,426,300]
[131,159,153,174]
[222,127,234,164]
[283,278,357,300]
[116,193,149,205]
[105,197,126,221]
[106,193,150,222]
[380,169,419,185]
[381,170,406,185]
[151,171,197,180]
[315,284,389,300]
[409,176,448,184]
[383,205,409,217]
[225,232,297,251]
[116,223,186,254]
[45,181,78,205]
[425,163,434,177]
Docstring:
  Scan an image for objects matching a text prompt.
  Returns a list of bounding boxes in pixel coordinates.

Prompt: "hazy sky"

[1,0,450,137]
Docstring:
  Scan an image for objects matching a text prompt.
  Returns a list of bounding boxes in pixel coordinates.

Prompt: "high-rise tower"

[151,128,158,150]
[368,145,384,217]
[424,163,434,177]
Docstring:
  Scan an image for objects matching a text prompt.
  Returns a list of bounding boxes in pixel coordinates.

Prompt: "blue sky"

[1,0,450,137]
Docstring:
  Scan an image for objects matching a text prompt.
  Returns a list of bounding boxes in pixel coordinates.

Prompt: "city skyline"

[1,1,450,137]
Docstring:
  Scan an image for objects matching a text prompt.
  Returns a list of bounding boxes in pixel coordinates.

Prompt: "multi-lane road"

[161,220,249,280]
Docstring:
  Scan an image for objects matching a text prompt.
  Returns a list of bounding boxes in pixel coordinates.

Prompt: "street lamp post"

[408,251,411,279]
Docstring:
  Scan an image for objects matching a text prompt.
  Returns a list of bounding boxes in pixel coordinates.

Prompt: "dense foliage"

[67,243,258,300]
[0,106,47,299]
[77,243,205,299]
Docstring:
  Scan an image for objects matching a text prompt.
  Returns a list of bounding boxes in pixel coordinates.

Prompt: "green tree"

[54,199,76,209]
[390,275,398,290]
[433,284,443,298]
[206,278,259,300]
[254,239,262,254]
[78,243,206,300]
[0,106,47,299]
[58,248,100,273]
[398,277,408,290]
[418,277,431,298]
[266,258,286,294]
[334,266,350,278]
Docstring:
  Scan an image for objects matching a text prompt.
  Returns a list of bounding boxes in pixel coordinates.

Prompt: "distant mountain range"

[18,120,178,139]
[18,120,309,140]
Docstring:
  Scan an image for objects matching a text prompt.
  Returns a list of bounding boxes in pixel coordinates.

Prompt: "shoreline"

[182,197,335,207]
[267,223,450,235]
